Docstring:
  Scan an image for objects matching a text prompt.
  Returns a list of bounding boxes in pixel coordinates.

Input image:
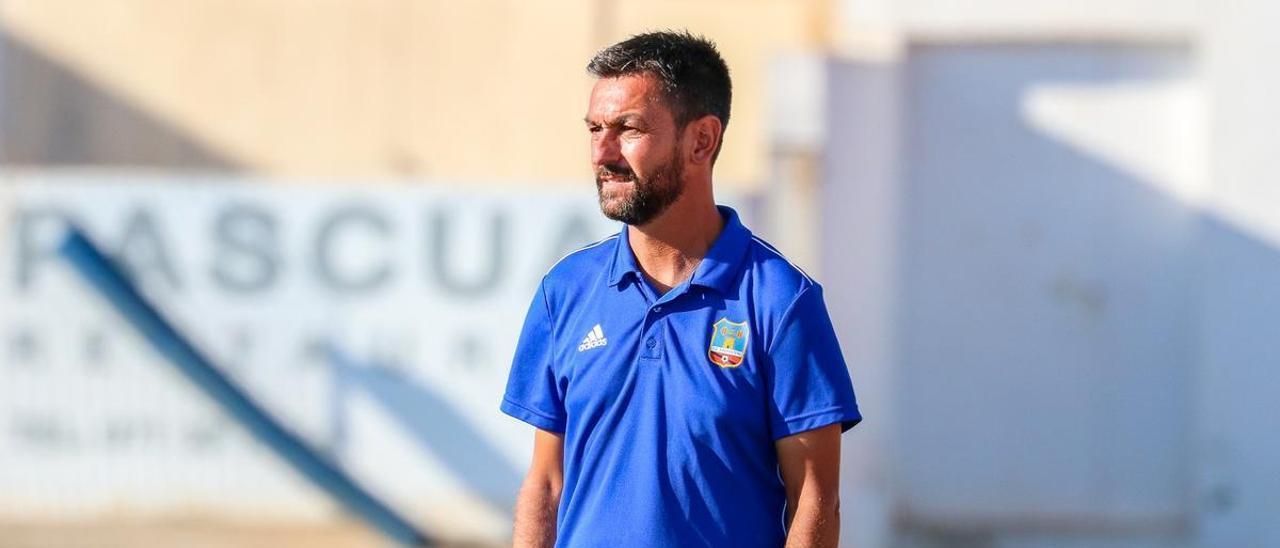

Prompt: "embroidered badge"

[708,317,749,367]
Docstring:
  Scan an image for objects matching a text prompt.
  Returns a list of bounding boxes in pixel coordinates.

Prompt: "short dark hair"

[587,30,732,133]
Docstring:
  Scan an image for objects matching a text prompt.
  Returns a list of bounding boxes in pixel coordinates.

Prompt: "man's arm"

[776,423,843,547]
[513,428,565,548]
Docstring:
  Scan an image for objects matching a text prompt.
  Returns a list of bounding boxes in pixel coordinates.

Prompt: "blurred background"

[0,0,1275,546]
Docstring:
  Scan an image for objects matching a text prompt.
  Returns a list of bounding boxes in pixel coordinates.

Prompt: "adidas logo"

[577,324,607,352]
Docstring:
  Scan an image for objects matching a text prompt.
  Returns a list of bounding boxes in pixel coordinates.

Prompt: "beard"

[595,152,685,226]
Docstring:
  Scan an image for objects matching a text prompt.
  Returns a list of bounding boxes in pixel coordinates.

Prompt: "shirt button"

[653,306,663,313]
[645,337,657,348]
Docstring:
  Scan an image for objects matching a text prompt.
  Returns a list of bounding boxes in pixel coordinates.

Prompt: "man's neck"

[628,193,724,295]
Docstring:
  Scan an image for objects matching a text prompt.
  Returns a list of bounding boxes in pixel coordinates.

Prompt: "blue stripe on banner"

[56,224,431,547]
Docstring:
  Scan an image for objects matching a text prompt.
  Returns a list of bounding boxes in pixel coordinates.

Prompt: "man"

[501,31,860,547]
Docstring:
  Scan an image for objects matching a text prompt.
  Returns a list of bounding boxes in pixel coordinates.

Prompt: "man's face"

[585,74,685,226]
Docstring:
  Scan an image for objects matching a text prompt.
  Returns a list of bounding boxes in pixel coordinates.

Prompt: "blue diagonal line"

[326,344,522,516]
[56,224,432,547]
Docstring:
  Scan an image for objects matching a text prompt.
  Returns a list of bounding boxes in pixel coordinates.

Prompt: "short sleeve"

[766,284,862,440]
[500,280,567,433]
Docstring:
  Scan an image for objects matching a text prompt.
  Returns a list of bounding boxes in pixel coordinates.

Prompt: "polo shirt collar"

[606,205,752,294]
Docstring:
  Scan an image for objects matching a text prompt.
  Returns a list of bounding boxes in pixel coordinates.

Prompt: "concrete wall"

[835,0,1199,45]
[821,42,1203,546]
[1196,1,1280,545]
[820,0,1280,541]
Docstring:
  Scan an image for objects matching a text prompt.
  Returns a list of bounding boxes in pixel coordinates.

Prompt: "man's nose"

[592,132,621,167]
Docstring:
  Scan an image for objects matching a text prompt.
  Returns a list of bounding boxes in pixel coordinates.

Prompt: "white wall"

[1196,0,1280,545]
[837,0,1199,40]
[818,59,902,548]
[821,43,1201,546]
[0,175,619,541]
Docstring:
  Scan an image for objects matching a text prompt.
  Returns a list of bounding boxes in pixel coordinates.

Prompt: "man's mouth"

[596,165,635,184]
[597,171,636,187]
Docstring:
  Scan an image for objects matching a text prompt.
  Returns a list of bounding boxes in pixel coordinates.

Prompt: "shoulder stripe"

[544,233,619,276]
[749,235,815,284]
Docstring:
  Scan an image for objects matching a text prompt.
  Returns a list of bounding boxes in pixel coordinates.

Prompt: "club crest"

[708,317,749,368]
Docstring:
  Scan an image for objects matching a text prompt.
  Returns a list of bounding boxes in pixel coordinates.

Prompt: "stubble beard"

[595,153,685,226]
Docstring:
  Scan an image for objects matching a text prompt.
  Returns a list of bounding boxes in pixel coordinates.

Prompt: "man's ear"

[687,115,723,166]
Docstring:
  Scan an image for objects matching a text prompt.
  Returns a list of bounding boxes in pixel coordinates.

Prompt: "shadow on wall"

[0,30,237,169]
[819,43,1274,545]
[326,343,522,521]
[1193,215,1280,547]
[892,43,1195,534]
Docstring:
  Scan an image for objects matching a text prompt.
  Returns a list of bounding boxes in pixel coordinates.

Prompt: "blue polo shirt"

[501,205,861,547]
